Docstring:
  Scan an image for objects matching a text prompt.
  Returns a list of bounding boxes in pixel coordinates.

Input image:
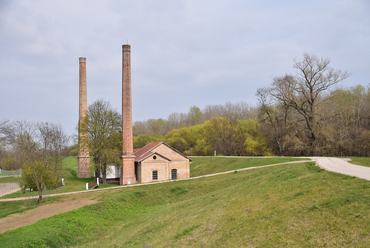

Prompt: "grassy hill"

[1,157,370,247]
[0,156,305,199]
[190,156,306,176]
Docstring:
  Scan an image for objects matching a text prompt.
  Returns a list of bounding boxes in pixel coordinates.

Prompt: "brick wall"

[153,144,190,180]
[140,155,169,183]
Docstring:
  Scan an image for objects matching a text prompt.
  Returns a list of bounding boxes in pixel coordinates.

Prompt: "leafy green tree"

[235,119,271,156]
[166,125,204,155]
[20,161,56,193]
[80,100,122,184]
[202,117,236,156]
[65,143,79,156]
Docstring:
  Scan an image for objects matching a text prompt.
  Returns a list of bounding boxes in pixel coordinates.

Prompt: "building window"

[153,155,157,160]
[152,170,158,180]
[171,169,177,180]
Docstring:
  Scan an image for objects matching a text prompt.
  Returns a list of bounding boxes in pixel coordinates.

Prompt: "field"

[0,156,370,247]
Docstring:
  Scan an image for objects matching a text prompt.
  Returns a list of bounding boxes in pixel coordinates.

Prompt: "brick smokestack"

[120,44,136,185]
[77,57,90,178]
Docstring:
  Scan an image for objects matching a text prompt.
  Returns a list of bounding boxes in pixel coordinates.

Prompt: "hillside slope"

[1,161,370,247]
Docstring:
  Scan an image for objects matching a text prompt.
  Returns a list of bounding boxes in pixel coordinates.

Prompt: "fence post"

[86,183,88,190]
[96,177,99,186]
[62,178,65,186]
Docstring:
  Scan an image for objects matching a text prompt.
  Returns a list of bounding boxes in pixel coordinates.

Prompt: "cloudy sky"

[0,0,369,137]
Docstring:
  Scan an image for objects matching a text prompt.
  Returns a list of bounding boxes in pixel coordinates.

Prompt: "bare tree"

[188,106,203,126]
[4,120,68,204]
[203,101,257,123]
[256,88,296,155]
[267,53,349,155]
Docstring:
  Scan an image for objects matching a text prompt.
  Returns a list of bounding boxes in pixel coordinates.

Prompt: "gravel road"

[310,157,370,181]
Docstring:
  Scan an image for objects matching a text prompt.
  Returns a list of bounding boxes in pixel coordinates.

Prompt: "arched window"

[152,170,158,180]
[171,169,177,180]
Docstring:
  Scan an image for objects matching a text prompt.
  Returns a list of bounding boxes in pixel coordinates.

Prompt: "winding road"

[311,157,370,181]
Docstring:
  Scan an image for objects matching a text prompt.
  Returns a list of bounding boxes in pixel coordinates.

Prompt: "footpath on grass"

[0,160,311,202]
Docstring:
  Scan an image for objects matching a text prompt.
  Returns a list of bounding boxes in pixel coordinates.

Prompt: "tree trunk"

[102,165,107,184]
[37,189,43,204]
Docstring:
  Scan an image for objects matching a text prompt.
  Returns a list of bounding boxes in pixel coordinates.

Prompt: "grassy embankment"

[190,156,307,177]
[0,156,304,219]
[1,157,370,247]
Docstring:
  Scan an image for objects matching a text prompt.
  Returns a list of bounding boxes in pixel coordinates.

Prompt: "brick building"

[134,142,192,183]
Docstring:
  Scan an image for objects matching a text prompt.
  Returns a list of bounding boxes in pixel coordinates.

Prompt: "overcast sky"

[0,0,369,137]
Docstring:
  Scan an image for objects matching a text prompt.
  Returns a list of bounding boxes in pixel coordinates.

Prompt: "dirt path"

[0,196,97,234]
[310,157,370,181]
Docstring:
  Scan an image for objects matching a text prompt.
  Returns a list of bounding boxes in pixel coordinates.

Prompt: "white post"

[62,178,65,186]
[86,183,89,190]
[96,177,99,186]
[214,150,216,156]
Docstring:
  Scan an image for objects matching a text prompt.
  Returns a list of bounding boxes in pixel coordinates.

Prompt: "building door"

[171,169,177,180]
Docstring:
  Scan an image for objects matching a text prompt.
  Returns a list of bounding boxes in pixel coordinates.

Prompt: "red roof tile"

[134,142,162,161]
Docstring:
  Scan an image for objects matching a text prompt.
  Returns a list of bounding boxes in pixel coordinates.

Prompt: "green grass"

[0,170,21,176]
[62,156,79,169]
[348,157,370,168]
[0,177,20,183]
[1,161,370,247]
[190,156,306,177]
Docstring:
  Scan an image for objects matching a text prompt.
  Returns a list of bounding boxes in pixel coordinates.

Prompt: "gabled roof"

[134,142,192,162]
[135,151,172,163]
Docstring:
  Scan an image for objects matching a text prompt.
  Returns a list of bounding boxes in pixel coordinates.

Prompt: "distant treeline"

[133,84,370,157]
[258,84,370,157]
[132,101,264,156]
[133,101,257,136]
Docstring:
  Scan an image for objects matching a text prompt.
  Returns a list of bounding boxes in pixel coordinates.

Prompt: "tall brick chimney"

[77,57,90,178]
[121,44,137,185]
